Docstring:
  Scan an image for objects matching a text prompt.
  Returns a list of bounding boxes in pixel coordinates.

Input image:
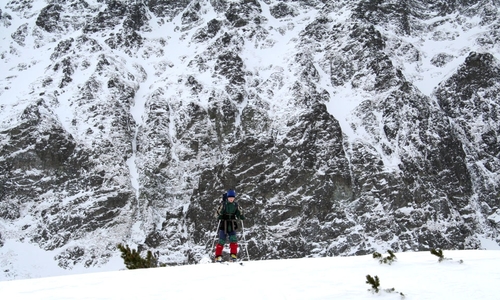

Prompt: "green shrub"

[366,274,405,298]
[372,250,397,265]
[365,274,380,293]
[430,248,463,264]
[117,243,165,269]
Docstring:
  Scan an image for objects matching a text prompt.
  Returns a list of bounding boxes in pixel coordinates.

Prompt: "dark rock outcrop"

[1,0,499,278]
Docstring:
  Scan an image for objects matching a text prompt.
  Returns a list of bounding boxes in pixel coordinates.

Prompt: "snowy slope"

[1,250,499,299]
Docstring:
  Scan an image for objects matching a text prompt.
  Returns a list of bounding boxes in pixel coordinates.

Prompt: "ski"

[214,260,244,266]
[233,260,244,266]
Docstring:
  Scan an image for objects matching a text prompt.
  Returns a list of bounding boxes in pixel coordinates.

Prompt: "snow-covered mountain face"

[1,0,499,279]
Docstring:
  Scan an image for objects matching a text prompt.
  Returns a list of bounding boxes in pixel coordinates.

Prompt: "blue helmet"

[227,189,236,197]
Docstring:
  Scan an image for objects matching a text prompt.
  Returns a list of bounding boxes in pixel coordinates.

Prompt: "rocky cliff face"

[1,0,499,278]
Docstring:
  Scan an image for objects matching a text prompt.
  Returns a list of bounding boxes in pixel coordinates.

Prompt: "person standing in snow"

[214,189,245,262]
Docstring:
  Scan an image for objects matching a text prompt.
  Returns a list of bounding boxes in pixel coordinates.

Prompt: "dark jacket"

[217,201,245,232]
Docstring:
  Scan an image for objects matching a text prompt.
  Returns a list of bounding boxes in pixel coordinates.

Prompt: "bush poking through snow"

[366,274,380,293]
[372,250,397,264]
[430,248,463,264]
[117,244,165,269]
[366,275,405,298]
[430,248,445,261]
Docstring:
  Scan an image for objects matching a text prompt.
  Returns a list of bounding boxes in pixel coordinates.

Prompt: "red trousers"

[215,243,238,257]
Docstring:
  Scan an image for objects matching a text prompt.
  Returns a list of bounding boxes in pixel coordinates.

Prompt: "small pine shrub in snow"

[365,274,380,293]
[117,243,165,269]
[372,250,397,265]
[430,248,445,261]
[430,248,463,264]
[366,275,405,299]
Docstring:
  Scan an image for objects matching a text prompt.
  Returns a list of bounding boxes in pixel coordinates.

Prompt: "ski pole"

[210,220,221,259]
[241,220,250,261]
